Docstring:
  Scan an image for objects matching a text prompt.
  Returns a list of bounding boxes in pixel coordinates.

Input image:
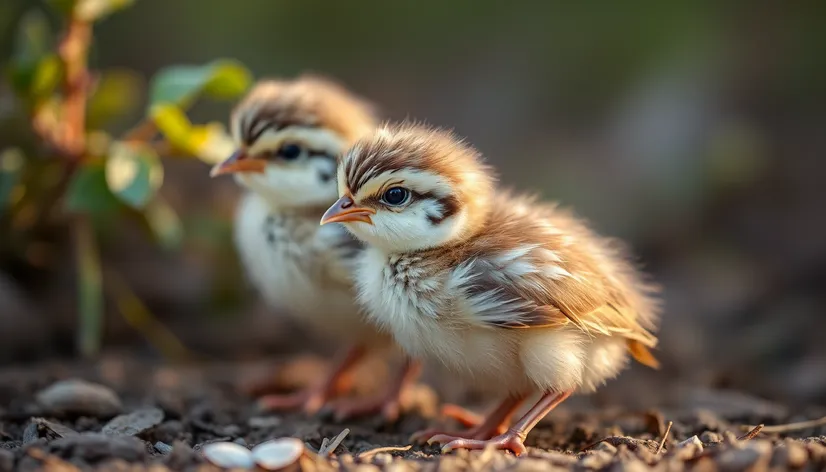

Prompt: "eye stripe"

[247,119,273,144]
[241,117,321,147]
[426,194,459,225]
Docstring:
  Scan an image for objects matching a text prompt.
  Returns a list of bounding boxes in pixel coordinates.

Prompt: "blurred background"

[1,1,824,407]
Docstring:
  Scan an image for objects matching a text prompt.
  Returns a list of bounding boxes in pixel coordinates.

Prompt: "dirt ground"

[1,354,825,472]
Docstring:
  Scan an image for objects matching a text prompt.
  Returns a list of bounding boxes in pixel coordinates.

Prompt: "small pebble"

[251,438,304,470]
[35,379,122,417]
[102,408,164,436]
[514,458,554,471]
[50,433,146,463]
[234,437,248,447]
[154,442,173,455]
[202,442,254,469]
[22,418,78,444]
[715,444,764,471]
[613,458,651,472]
[595,441,618,454]
[372,452,393,465]
[352,465,381,472]
[771,440,808,469]
[385,463,414,472]
[673,442,703,461]
[579,451,613,469]
[166,440,196,470]
[700,431,722,444]
[678,435,704,450]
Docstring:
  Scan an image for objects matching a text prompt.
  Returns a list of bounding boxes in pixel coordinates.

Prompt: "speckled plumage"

[220,77,419,419]
[230,76,382,344]
[327,123,661,453]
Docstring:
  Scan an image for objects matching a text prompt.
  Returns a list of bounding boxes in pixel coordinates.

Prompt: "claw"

[431,431,528,456]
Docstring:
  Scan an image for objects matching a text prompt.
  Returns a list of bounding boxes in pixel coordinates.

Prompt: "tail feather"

[627,339,660,369]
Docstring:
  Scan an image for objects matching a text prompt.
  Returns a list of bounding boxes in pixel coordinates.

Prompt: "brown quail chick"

[212,77,419,421]
[321,123,660,454]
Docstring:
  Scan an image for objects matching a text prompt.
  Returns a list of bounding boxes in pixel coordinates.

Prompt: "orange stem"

[58,17,91,160]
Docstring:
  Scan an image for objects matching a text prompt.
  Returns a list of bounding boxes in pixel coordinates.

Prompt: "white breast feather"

[234,193,378,343]
[355,245,631,395]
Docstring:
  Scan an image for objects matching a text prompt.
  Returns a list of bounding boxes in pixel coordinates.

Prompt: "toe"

[440,404,484,427]
[409,430,436,444]
[426,434,459,446]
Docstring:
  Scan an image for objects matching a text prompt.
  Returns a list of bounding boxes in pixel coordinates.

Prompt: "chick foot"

[411,395,525,443]
[431,390,572,456]
[328,358,421,422]
[431,430,529,455]
[256,345,366,415]
[440,404,507,434]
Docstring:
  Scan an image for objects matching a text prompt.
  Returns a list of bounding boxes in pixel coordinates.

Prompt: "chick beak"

[210,150,266,177]
[320,195,376,225]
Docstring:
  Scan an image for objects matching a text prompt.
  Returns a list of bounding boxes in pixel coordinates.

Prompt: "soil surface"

[1,355,825,471]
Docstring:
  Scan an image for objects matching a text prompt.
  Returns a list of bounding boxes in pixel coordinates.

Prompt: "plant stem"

[75,216,103,358]
[29,14,93,235]
[122,119,158,143]
[58,16,91,160]
[106,268,191,362]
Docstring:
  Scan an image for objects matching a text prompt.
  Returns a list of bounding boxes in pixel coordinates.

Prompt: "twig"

[56,16,91,160]
[656,421,673,454]
[742,416,826,434]
[29,12,92,231]
[122,119,157,143]
[357,445,411,460]
[737,424,764,441]
[318,428,349,457]
[105,268,191,362]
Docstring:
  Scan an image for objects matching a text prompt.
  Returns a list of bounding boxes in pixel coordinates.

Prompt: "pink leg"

[429,390,573,456]
[441,404,489,429]
[410,395,526,443]
[257,345,366,415]
[329,358,422,422]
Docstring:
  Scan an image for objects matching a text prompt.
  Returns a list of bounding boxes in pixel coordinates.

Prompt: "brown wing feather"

[454,191,660,365]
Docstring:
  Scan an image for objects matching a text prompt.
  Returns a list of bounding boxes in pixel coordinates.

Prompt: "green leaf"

[105,142,163,209]
[202,61,253,99]
[149,104,236,163]
[75,217,103,358]
[66,162,121,215]
[8,10,61,100]
[74,0,134,22]
[87,69,143,128]
[188,123,236,164]
[149,104,194,151]
[148,60,252,108]
[144,196,183,250]
[29,55,62,99]
[0,149,25,210]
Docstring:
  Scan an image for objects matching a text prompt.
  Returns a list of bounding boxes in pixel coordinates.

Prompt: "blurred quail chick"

[321,123,661,454]
[211,76,419,420]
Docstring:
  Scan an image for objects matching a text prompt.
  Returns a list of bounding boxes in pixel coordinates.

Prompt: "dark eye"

[382,187,410,206]
[278,143,302,160]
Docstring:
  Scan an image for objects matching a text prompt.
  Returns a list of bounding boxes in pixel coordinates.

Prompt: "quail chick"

[212,77,419,420]
[320,123,660,454]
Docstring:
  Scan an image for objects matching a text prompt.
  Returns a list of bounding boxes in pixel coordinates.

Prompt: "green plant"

[2,0,252,358]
